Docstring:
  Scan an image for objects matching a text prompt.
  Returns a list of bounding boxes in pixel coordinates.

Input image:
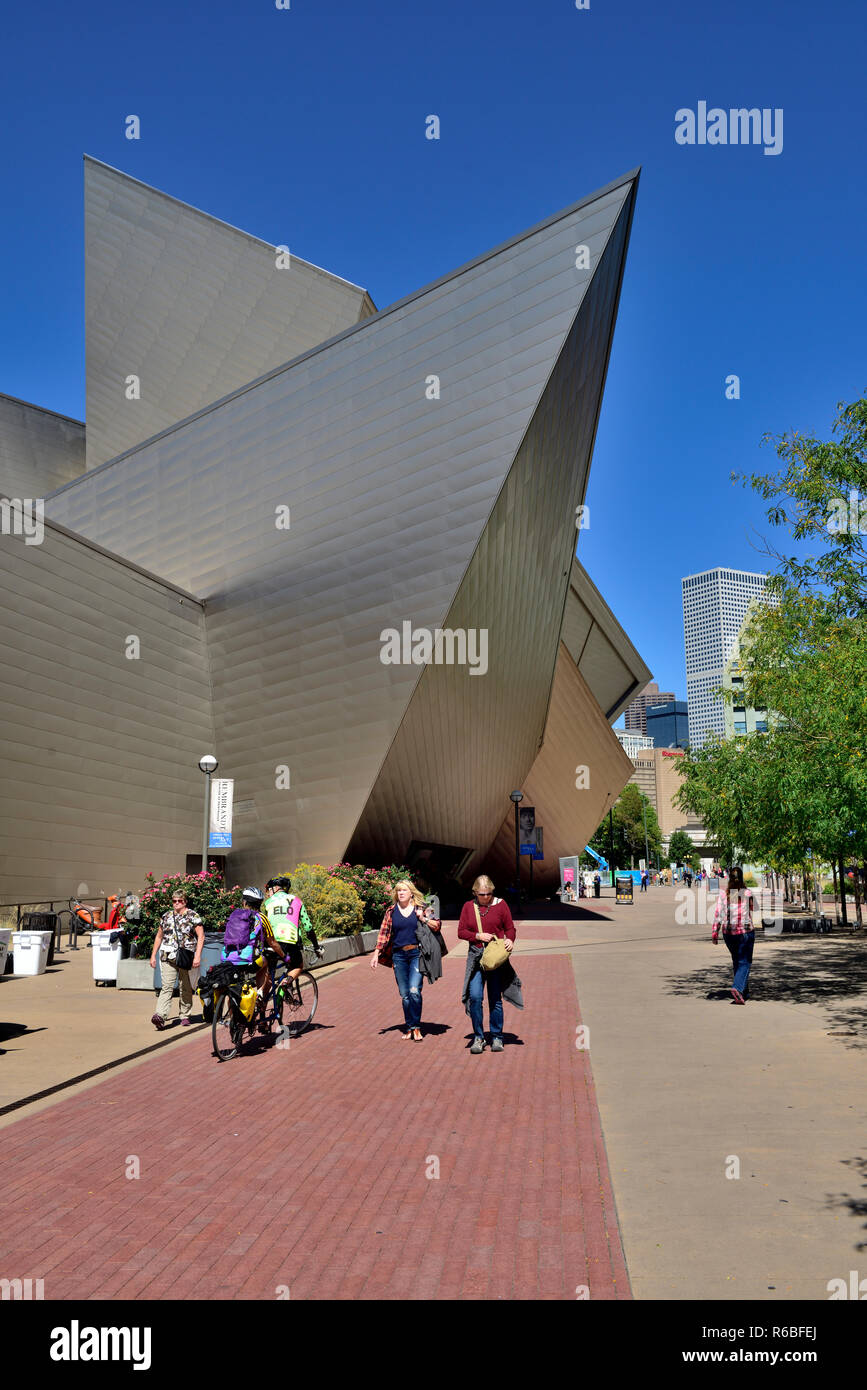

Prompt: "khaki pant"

[156,957,194,1019]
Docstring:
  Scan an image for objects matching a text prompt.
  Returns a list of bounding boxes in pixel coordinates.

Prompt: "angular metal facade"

[346,195,636,878]
[0,394,86,499]
[47,171,640,885]
[485,643,635,892]
[563,559,650,723]
[84,157,375,469]
[0,520,214,904]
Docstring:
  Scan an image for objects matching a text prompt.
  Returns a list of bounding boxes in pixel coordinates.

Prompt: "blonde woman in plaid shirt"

[712,866,759,1004]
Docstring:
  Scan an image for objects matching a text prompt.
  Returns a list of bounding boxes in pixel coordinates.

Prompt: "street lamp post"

[510,790,523,898]
[198,755,218,873]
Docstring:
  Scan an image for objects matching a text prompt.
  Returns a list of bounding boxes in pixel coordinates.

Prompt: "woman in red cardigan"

[458,875,516,1053]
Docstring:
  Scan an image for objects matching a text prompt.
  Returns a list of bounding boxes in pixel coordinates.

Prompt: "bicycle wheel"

[277,969,318,1037]
[212,990,242,1061]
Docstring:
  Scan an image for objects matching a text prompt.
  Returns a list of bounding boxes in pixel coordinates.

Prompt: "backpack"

[222,908,263,965]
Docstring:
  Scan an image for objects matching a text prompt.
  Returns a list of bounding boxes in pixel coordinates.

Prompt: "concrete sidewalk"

[561,886,867,1299]
[1,891,864,1300]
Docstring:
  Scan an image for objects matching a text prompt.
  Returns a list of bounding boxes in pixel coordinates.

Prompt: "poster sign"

[518,806,535,854]
[559,856,579,893]
[615,874,634,904]
[523,827,544,859]
[209,778,234,849]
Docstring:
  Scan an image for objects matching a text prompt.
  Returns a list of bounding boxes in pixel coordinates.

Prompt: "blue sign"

[209,831,232,848]
[520,842,537,856]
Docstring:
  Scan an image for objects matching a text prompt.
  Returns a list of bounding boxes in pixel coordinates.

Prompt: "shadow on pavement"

[826,1156,867,1252]
[664,937,867,1029]
[511,900,611,923]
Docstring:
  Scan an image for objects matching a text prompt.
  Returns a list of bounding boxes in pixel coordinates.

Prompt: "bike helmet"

[242,886,264,904]
[278,876,292,891]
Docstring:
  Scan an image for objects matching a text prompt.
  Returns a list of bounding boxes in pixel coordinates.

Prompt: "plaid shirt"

[376,902,440,956]
[713,889,757,936]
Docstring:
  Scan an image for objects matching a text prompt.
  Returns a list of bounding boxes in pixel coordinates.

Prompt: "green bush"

[326,862,413,928]
[135,865,242,956]
[279,863,364,938]
[743,873,756,887]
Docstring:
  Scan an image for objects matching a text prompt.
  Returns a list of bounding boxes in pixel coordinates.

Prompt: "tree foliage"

[589,784,663,868]
[678,395,867,872]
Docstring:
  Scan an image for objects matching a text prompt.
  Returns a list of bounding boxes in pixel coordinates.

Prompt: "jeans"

[468,959,504,1039]
[392,946,423,1029]
[724,931,755,998]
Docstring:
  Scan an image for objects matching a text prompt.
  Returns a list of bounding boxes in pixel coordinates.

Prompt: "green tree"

[589,785,663,869]
[667,829,699,871]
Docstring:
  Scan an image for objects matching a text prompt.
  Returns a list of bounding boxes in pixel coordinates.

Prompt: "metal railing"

[0,899,110,951]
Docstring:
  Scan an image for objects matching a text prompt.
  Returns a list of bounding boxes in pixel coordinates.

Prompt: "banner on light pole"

[209,778,234,849]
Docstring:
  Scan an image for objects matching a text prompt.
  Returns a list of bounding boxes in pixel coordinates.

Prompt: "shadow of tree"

[826,1157,867,1253]
[664,938,867,1044]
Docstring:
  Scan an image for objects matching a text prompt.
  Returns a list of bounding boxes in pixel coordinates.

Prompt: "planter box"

[117,958,158,992]
[318,929,379,966]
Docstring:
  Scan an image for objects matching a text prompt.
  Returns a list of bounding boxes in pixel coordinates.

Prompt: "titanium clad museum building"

[0,158,649,903]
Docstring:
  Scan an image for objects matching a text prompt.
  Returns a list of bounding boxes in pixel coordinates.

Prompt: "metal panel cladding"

[0,522,214,905]
[0,394,86,498]
[84,157,375,469]
[49,171,638,881]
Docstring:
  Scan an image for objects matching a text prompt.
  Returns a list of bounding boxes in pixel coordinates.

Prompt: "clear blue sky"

[2,0,865,706]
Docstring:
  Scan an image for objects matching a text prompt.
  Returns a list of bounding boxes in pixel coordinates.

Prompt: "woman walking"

[371,879,443,1040]
[458,875,522,1053]
[712,866,758,1004]
[150,890,204,1029]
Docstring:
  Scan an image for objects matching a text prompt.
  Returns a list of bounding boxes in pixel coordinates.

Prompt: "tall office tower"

[623,681,675,735]
[682,568,777,748]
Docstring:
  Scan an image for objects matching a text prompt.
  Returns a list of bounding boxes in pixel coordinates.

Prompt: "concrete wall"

[0,519,215,906]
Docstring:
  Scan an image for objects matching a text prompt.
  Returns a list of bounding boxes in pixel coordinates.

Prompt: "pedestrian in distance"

[458,875,523,1053]
[150,890,204,1030]
[640,869,648,892]
[370,879,444,1041]
[712,865,759,1004]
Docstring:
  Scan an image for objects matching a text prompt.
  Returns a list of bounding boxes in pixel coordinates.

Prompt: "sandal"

[401,1030,413,1039]
[412,1028,423,1042]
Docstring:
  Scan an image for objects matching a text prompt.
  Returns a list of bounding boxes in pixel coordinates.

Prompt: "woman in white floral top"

[149,891,204,1030]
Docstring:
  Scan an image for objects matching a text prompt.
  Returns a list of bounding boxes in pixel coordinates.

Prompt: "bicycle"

[211,950,319,1061]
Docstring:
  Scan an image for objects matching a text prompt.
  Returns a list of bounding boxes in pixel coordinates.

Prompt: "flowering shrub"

[327,863,413,928]
[278,864,363,938]
[134,865,242,956]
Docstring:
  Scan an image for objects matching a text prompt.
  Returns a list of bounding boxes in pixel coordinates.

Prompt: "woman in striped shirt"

[712,866,759,1004]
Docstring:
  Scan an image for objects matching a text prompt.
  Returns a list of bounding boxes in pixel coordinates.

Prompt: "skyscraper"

[682,568,777,748]
[623,680,675,734]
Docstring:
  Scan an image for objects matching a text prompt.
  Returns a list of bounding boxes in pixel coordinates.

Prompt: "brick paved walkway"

[0,927,629,1300]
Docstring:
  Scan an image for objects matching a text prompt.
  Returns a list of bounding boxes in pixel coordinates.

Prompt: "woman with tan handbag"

[458,875,519,1053]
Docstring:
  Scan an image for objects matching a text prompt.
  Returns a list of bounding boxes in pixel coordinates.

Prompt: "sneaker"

[731,988,745,1004]
[491,1037,504,1052]
[180,1017,192,1027]
[150,1013,165,1031]
[470,1036,486,1054]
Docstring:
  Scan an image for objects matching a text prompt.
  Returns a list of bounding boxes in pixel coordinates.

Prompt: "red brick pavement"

[0,937,630,1301]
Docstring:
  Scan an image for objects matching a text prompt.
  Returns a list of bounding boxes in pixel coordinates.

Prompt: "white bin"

[12,930,52,976]
[91,931,123,984]
[0,928,11,975]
